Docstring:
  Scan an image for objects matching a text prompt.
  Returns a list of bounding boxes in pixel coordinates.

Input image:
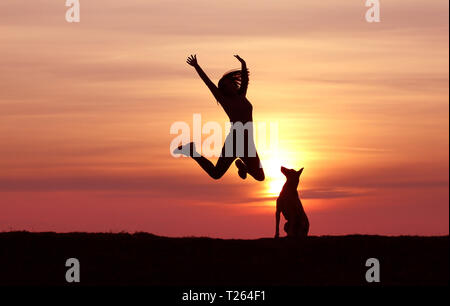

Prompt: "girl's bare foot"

[173,142,197,157]
[235,159,247,180]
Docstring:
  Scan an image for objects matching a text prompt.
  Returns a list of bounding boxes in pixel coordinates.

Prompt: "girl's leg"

[233,130,265,181]
[175,142,235,180]
[192,155,235,180]
[235,159,248,179]
[241,153,265,181]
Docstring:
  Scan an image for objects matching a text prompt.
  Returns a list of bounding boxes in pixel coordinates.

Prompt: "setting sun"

[260,145,307,198]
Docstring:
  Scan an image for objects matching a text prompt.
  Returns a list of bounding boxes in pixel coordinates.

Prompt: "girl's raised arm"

[234,55,248,96]
[187,54,223,102]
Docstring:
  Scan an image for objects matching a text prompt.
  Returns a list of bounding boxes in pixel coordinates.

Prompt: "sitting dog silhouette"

[275,167,309,238]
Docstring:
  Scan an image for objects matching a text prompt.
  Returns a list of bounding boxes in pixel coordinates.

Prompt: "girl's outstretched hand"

[186,54,198,67]
[234,54,246,64]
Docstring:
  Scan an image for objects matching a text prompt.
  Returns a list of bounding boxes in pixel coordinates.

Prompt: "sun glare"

[261,152,298,197]
[259,144,309,201]
[264,159,285,196]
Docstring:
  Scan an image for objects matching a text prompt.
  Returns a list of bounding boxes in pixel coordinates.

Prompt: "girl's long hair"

[217,68,249,96]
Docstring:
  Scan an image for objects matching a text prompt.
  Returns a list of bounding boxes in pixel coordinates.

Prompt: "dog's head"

[281,166,304,186]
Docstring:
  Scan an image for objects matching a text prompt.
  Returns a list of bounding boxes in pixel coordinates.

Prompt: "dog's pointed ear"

[297,168,304,175]
[281,166,288,176]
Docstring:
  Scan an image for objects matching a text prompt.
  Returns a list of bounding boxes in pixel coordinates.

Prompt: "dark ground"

[0,232,448,286]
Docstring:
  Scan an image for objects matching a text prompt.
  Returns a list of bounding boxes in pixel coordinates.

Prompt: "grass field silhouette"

[0,232,448,286]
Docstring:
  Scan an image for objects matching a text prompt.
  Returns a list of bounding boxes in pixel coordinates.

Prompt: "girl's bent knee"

[254,171,265,181]
[210,171,225,180]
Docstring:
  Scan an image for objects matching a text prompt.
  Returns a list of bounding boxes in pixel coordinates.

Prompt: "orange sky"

[0,0,448,237]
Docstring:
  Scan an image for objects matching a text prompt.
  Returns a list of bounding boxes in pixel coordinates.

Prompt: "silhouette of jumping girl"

[174,54,265,181]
